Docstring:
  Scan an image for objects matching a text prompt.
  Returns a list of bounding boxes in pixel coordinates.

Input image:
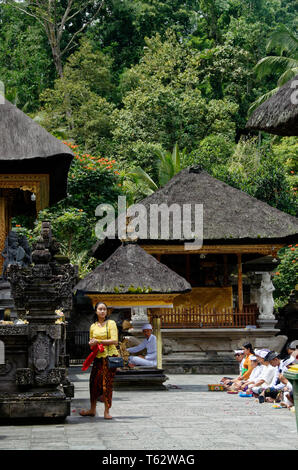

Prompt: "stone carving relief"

[32,332,50,371]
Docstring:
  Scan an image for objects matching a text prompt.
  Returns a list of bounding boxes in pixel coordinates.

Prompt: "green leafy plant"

[272,245,298,308]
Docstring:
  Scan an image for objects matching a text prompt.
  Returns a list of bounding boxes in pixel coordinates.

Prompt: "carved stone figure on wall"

[258,272,275,319]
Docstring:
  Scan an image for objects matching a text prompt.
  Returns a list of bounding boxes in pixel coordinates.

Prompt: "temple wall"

[160,328,288,374]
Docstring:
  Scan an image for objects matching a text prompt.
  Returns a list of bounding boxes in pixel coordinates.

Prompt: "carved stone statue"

[258,272,275,319]
[1,231,32,280]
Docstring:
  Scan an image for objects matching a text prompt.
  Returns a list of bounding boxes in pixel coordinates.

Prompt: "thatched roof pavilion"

[0,98,73,272]
[75,242,191,369]
[91,166,298,316]
[92,166,298,260]
[0,98,73,205]
[246,74,298,136]
[75,242,191,308]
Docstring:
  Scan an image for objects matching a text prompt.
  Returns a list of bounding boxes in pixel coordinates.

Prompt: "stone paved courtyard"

[0,365,297,451]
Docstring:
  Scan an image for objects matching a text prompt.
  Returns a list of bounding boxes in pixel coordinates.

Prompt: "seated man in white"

[127,323,157,367]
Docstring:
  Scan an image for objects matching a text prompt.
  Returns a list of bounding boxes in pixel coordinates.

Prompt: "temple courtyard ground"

[0,365,297,451]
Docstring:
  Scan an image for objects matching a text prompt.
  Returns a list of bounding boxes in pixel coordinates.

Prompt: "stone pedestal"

[0,391,70,422]
[114,367,168,391]
[257,318,278,329]
[129,307,150,338]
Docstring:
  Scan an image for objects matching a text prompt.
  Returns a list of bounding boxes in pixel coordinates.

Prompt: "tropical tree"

[0,3,54,111]
[249,25,298,113]
[37,39,115,152]
[4,0,106,77]
[272,244,298,308]
[127,143,184,199]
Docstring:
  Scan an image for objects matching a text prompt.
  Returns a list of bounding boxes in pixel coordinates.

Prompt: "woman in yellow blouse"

[241,343,255,381]
[80,302,119,419]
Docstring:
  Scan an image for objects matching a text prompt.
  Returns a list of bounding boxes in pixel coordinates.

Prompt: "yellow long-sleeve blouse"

[89,319,119,358]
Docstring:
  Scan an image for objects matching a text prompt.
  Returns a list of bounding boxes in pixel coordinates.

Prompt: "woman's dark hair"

[92,302,108,323]
[243,342,254,354]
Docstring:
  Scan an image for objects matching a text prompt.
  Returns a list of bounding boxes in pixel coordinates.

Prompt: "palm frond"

[171,142,180,171]
[266,25,298,56]
[248,87,279,115]
[254,56,298,80]
[277,67,298,86]
[128,167,158,192]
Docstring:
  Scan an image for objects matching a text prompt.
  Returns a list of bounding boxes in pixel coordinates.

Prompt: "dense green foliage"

[1,0,297,303]
[272,245,298,308]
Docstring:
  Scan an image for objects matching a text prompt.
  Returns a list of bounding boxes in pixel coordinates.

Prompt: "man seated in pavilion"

[127,323,157,367]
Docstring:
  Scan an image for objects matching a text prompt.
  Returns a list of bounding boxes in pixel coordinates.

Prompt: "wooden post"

[152,316,162,369]
[186,254,190,282]
[237,253,243,312]
[223,254,228,286]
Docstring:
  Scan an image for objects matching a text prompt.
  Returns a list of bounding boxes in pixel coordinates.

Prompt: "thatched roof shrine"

[0,98,73,204]
[76,242,191,296]
[92,167,298,260]
[246,74,298,136]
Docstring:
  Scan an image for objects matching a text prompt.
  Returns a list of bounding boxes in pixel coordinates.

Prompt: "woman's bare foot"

[104,410,113,420]
[79,409,95,417]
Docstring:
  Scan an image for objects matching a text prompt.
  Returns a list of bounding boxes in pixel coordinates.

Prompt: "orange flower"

[291,248,295,251]
[275,272,280,275]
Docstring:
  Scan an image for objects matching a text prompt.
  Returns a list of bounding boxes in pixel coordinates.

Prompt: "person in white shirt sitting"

[288,340,298,363]
[127,323,157,367]
[239,355,263,391]
[259,351,295,404]
[249,349,277,402]
[221,350,244,389]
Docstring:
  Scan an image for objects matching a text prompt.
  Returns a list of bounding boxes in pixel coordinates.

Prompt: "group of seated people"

[220,341,298,408]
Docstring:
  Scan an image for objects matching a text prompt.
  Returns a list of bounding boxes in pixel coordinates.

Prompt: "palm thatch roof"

[246,74,298,136]
[0,98,73,204]
[75,242,191,294]
[92,166,298,259]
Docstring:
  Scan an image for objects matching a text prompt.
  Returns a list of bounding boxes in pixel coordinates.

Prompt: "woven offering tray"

[208,384,225,391]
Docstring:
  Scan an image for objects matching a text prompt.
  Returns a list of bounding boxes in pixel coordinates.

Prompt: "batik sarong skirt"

[89,357,117,409]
